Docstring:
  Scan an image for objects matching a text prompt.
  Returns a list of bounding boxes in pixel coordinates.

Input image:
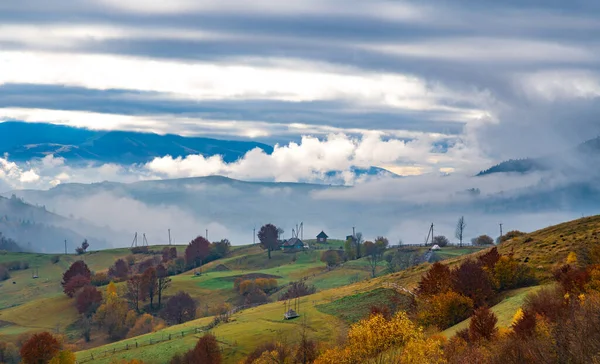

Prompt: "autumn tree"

[172,334,222,364]
[49,350,76,364]
[452,260,495,307]
[75,239,89,255]
[161,291,196,324]
[212,239,231,258]
[469,306,498,341]
[76,285,102,316]
[433,235,449,247]
[258,224,279,259]
[95,281,131,340]
[63,274,91,298]
[142,267,158,309]
[320,250,340,268]
[185,236,211,268]
[156,264,172,308]
[108,258,130,280]
[162,247,178,263]
[20,332,61,364]
[418,291,474,329]
[478,247,501,269]
[125,275,146,313]
[472,235,494,246]
[417,262,452,297]
[127,314,166,338]
[61,261,91,296]
[455,216,466,247]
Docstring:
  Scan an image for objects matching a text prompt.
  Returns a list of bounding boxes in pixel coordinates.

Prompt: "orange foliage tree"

[20,332,61,364]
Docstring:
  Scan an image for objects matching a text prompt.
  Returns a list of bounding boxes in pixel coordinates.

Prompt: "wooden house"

[316,231,328,243]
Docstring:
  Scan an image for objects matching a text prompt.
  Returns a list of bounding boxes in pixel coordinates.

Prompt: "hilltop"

[478,136,600,176]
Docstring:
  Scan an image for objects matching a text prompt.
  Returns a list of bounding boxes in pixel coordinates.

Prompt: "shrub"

[418,291,474,329]
[498,230,525,243]
[478,247,500,269]
[493,256,536,291]
[51,255,60,264]
[90,272,110,287]
[433,236,449,247]
[127,314,166,338]
[131,246,149,254]
[469,306,498,342]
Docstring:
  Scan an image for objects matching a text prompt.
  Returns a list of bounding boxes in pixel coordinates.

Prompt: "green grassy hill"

[5,215,600,364]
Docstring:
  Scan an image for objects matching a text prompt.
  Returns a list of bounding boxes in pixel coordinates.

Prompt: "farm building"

[316,231,328,243]
[282,237,305,251]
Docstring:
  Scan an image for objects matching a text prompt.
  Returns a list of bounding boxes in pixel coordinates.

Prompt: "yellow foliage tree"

[566,252,578,266]
[418,291,473,329]
[107,281,118,300]
[316,312,423,363]
[49,350,76,364]
[400,337,446,364]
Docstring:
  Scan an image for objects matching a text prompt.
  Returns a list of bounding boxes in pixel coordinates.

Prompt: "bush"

[90,272,110,287]
[131,246,149,254]
[20,332,61,364]
[433,236,449,247]
[76,285,102,316]
[51,255,60,264]
[170,334,222,364]
[469,306,498,342]
[418,291,474,329]
[498,230,525,243]
[320,250,341,267]
[452,260,495,307]
[161,291,197,325]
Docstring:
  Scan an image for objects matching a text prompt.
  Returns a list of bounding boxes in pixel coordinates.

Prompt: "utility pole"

[64,239,67,255]
[168,229,172,245]
[499,223,503,241]
[352,226,355,238]
[206,229,208,241]
[253,227,256,245]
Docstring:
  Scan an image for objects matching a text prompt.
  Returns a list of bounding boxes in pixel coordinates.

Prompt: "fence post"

[126,343,129,350]
[136,341,138,348]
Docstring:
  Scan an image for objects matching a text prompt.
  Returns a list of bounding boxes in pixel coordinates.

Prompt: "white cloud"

[0,51,490,118]
[515,69,600,101]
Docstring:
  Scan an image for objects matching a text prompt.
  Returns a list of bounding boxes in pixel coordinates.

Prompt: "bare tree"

[354,232,364,258]
[455,216,466,247]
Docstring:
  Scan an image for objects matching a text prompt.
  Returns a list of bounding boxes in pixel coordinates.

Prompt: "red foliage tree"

[142,267,158,309]
[185,236,211,268]
[478,247,501,269]
[553,264,590,294]
[452,260,495,307]
[417,262,452,297]
[171,334,222,364]
[109,258,130,280]
[162,247,178,263]
[161,291,196,324]
[468,306,498,341]
[258,224,279,260]
[64,274,91,298]
[512,309,537,338]
[76,285,103,316]
[61,260,91,295]
[20,332,61,364]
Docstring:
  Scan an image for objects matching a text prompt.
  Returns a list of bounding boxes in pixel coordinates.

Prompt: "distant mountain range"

[0,195,114,253]
[0,122,397,180]
[478,136,600,176]
[0,121,273,164]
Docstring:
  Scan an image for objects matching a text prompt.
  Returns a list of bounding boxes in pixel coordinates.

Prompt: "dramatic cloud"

[0,0,599,184]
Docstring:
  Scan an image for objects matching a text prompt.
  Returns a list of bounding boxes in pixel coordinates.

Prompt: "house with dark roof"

[282,237,305,251]
[317,231,328,243]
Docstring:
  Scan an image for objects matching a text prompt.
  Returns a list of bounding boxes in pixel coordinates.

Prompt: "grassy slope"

[441,285,545,338]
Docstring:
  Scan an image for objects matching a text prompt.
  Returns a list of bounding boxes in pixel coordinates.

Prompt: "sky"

[1,0,600,187]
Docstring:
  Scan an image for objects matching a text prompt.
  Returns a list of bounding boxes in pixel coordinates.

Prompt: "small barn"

[316,231,328,243]
[282,237,305,251]
[430,244,441,251]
